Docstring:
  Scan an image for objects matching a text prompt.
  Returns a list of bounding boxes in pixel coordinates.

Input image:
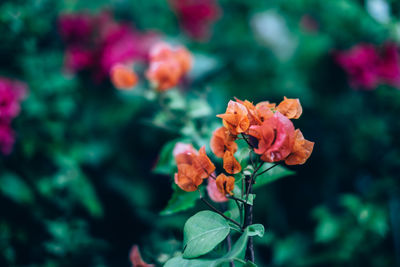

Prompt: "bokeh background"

[1,0,400,266]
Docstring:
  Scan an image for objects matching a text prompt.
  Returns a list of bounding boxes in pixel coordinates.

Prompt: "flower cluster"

[169,0,220,41]
[59,11,159,81]
[172,97,314,200]
[109,42,193,91]
[0,78,27,155]
[335,43,400,90]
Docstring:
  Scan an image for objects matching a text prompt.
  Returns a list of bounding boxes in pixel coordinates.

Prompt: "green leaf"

[188,99,212,119]
[253,164,294,189]
[0,173,34,204]
[213,224,264,266]
[183,211,230,258]
[164,257,214,267]
[153,139,182,175]
[166,224,264,266]
[161,185,200,215]
[247,224,265,237]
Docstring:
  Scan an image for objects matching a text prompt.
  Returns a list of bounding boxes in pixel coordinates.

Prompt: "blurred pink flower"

[207,176,228,203]
[335,44,380,90]
[335,42,400,90]
[170,0,220,41]
[58,11,160,80]
[0,78,27,123]
[0,123,15,155]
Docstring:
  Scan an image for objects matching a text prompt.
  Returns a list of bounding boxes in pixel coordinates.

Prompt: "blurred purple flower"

[335,42,400,90]
[0,78,27,123]
[170,0,220,41]
[0,123,15,155]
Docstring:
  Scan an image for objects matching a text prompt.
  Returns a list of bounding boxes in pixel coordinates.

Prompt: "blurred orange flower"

[146,59,182,91]
[215,174,235,196]
[285,129,314,165]
[223,150,242,174]
[217,100,250,135]
[249,111,295,162]
[110,64,138,90]
[276,97,302,119]
[174,164,202,192]
[210,126,237,158]
[146,42,193,91]
[175,47,193,74]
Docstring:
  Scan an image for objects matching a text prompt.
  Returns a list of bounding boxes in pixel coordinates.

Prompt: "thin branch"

[209,172,217,180]
[240,133,253,148]
[228,195,246,204]
[245,161,264,202]
[198,191,242,228]
[256,163,279,177]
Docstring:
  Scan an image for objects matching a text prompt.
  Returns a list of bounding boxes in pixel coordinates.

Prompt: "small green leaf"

[253,164,294,189]
[247,224,265,237]
[188,99,212,119]
[183,211,230,258]
[243,165,254,176]
[161,185,200,215]
[0,173,34,204]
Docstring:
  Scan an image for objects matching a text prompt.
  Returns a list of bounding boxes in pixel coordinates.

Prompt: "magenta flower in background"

[0,78,27,123]
[335,44,380,90]
[0,78,27,155]
[377,43,400,87]
[58,11,160,80]
[0,123,15,155]
[169,0,220,41]
[59,12,94,45]
[335,42,400,90]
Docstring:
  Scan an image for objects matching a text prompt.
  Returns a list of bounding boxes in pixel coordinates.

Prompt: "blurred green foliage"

[1,0,400,266]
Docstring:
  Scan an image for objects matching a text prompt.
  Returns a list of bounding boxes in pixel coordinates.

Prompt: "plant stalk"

[243,175,255,262]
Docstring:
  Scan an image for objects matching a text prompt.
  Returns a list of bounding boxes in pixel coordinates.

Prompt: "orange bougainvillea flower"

[255,101,275,123]
[146,59,182,91]
[173,145,215,191]
[110,64,138,90]
[223,150,242,174]
[285,129,314,165]
[129,245,155,267]
[207,176,228,202]
[276,97,302,119]
[217,100,250,135]
[234,98,260,126]
[210,126,238,158]
[215,173,235,196]
[248,111,295,162]
[173,142,197,165]
[194,146,216,179]
[174,164,202,191]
